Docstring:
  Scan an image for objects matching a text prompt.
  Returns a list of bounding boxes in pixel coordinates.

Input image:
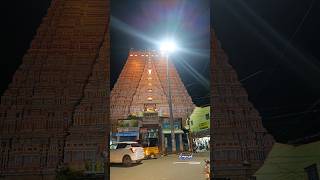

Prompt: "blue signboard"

[163,121,180,130]
[178,152,193,160]
[115,131,138,137]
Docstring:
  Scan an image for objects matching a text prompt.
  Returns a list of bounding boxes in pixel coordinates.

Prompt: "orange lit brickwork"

[110,50,195,128]
[0,0,110,179]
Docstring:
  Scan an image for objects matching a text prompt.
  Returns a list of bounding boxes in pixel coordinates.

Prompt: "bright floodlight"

[160,40,177,53]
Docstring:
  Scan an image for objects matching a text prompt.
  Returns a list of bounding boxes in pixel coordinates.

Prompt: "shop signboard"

[199,122,209,130]
[117,119,139,127]
[117,127,139,132]
[162,119,181,130]
[115,131,139,137]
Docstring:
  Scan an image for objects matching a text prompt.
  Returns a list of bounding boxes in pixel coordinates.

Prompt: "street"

[110,152,209,180]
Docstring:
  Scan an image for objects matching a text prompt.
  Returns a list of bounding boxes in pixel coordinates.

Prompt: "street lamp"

[160,40,177,53]
[160,39,177,153]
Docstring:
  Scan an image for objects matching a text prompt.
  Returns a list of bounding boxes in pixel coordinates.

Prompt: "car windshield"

[131,143,142,147]
[116,143,128,149]
[142,138,158,147]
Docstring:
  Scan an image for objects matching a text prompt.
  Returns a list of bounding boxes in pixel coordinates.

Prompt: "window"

[148,97,153,101]
[110,144,117,150]
[305,164,319,180]
[24,156,32,165]
[116,143,128,149]
[85,151,95,160]
[131,143,142,147]
[205,113,210,120]
[148,69,152,74]
[74,152,82,161]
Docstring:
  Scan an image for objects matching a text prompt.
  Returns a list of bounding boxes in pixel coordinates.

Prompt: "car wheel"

[122,155,132,167]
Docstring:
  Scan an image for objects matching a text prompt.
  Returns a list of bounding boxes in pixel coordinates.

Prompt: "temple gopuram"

[110,50,195,153]
[210,31,275,179]
[0,0,110,179]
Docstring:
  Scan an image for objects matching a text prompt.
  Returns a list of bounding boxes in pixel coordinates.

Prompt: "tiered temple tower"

[0,0,110,179]
[110,50,195,127]
[211,31,274,179]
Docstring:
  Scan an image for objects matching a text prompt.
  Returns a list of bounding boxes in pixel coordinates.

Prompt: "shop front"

[115,119,140,142]
[161,117,185,153]
[140,125,161,158]
[115,131,139,142]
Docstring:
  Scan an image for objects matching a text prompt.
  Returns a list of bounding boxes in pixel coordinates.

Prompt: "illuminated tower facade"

[110,50,194,125]
[0,0,110,179]
[211,31,274,179]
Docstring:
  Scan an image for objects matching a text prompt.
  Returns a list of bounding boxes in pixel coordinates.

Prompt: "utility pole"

[166,54,176,153]
[187,117,193,152]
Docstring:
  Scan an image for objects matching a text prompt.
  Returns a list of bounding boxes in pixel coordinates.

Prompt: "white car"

[110,141,145,166]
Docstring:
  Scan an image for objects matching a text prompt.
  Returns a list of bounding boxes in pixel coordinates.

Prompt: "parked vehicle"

[144,146,160,159]
[110,141,145,167]
[142,138,160,159]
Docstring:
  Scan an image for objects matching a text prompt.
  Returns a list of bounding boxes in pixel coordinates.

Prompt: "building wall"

[189,106,210,133]
[255,142,320,180]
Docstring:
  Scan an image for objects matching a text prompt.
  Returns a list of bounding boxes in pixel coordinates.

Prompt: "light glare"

[160,40,177,53]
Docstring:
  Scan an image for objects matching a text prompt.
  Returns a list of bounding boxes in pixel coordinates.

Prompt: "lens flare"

[160,40,177,53]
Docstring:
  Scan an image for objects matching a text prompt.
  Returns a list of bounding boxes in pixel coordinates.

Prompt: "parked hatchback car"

[110,141,145,167]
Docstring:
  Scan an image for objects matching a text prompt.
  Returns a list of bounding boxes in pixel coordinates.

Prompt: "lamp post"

[187,117,192,152]
[160,40,177,153]
[166,53,176,153]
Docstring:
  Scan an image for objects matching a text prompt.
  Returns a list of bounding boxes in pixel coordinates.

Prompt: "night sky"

[212,0,320,142]
[1,0,320,143]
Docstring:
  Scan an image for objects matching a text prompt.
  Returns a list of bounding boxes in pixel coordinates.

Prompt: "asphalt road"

[110,152,210,180]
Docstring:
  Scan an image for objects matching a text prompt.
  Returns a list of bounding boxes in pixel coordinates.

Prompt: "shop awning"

[162,129,184,134]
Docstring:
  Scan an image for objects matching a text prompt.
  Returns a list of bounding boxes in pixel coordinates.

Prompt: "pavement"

[110,151,210,180]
